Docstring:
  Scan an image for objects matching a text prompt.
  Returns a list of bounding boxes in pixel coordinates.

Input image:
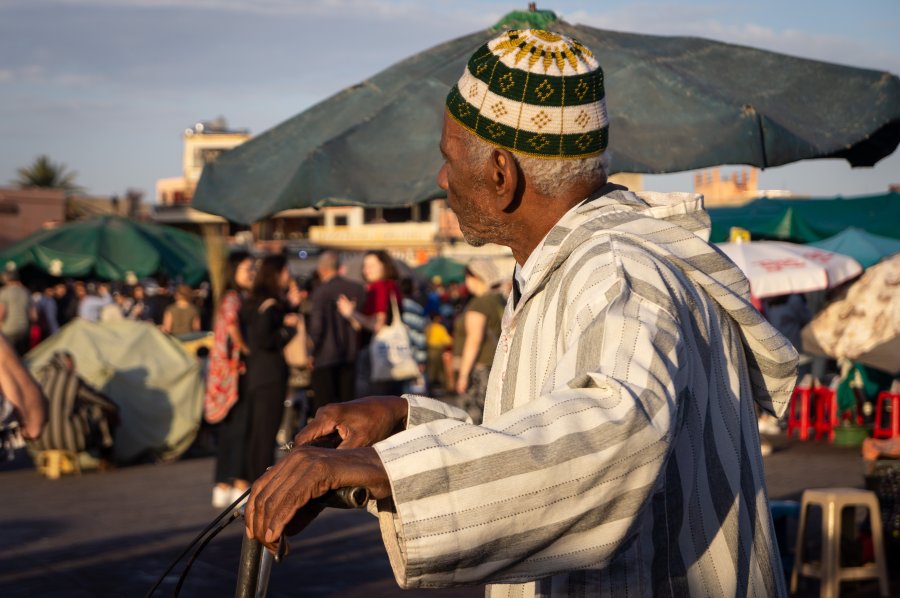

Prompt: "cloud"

[29,0,428,18]
[564,4,900,74]
[0,64,99,86]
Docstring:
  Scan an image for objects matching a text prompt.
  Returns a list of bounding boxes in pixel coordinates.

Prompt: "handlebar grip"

[313,486,371,509]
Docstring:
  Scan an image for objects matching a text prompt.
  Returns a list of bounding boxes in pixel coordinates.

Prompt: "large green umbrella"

[809,227,900,268]
[0,216,207,284]
[193,9,900,224]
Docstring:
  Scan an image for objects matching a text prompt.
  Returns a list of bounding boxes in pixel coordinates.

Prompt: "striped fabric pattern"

[29,353,118,454]
[373,186,797,597]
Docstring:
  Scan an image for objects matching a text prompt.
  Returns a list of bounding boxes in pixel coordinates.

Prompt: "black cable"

[172,508,242,597]
[147,434,372,597]
[145,488,251,598]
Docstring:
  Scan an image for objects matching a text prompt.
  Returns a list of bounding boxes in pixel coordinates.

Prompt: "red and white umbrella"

[716,240,863,299]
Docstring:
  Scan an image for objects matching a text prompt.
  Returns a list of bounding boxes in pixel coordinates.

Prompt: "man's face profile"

[437,114,504,248]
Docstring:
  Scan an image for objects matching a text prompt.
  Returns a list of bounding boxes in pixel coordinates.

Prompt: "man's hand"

[244,446,391,552]
[296,396,408,449]
[336,294,356,319]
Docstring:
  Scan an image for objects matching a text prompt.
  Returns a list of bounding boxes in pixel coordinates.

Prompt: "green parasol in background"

[415,256,467,284]
[809,227,900,269]
[0,216,207,284]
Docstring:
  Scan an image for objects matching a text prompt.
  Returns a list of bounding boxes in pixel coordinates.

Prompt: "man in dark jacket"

[307,251,366,412]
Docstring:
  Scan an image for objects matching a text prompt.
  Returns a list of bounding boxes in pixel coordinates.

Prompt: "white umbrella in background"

[801,254,900,374]
[716,240,863,299]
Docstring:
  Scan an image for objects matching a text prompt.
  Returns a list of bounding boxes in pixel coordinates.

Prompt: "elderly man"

[246,29,798,597]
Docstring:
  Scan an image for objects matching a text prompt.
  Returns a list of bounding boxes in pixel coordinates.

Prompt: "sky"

[1,0,899,204]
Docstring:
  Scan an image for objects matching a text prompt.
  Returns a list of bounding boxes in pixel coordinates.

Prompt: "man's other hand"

[295,396,408,449]
[244,446,391,552]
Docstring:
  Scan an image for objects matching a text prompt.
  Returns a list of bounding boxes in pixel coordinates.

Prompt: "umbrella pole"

[202,223,228,309]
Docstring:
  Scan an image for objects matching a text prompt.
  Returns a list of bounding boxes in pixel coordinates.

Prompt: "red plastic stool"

[873,392,900,439]
[787,386,815,441]
[812,387,839,442]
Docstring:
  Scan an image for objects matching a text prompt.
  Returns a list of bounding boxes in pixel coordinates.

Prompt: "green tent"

[0,215,207,284]
[809,227,900,268]
[708,192,900,243]
[193,10,900,224]
[26,319,204,464]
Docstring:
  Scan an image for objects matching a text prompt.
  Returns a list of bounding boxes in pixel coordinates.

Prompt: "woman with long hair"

[337,250,405,396]
[205,251,255,508]
[244,254,297,482]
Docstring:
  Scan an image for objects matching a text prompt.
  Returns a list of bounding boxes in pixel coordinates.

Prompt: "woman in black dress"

[243,254,297,482]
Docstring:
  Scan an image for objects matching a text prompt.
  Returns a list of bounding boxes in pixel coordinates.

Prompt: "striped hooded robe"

[373,186,798,597]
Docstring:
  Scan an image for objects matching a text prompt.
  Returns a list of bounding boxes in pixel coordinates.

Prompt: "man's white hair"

[463,133,608,196]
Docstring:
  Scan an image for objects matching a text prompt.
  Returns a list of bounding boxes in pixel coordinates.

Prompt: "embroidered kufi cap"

[446,29,608,159]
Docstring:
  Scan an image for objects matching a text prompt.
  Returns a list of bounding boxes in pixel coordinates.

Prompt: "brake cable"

[146,434,369,597]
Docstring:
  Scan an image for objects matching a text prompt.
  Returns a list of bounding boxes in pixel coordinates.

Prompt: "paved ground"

[0,433,896,597]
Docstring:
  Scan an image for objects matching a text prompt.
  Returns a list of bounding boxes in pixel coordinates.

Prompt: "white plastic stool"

[790,488,890,598]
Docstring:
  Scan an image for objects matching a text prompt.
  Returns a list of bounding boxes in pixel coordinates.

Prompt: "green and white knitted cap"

[446,29,608,159]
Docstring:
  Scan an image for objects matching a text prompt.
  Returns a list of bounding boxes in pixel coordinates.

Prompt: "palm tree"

[13,155,84,194]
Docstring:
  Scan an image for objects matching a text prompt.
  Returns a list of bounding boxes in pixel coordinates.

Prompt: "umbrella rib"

[750,107,770,169]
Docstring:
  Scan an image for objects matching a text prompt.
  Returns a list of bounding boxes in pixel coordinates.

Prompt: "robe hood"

[519,184,798,416]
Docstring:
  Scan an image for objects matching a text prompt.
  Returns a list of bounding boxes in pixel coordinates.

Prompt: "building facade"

[0,187,66,247]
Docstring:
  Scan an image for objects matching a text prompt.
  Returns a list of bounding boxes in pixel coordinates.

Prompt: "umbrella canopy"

[193,11,900,225]
[708,192,900,243]
[26,319,204,463]
[0,216,207,284]
[716,240,862,299]
[415,256,466,284]
[801,254,900,374]
[809,227,900,269]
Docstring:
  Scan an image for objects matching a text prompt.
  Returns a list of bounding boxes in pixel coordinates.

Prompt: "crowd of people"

[0,246,509,508]
[0,268,213,356]
[202,248,509,507]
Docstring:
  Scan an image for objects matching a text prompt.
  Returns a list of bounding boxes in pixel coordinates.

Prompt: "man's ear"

[489,148,519,212]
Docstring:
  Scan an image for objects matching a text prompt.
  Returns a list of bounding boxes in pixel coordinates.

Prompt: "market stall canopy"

[708,192,900,243]
[809,227,900,269]
[716,240,862,299]
[192,9,900,224]
[801,254,900,374]
[0,215,207,284]
[26,319,204,463]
